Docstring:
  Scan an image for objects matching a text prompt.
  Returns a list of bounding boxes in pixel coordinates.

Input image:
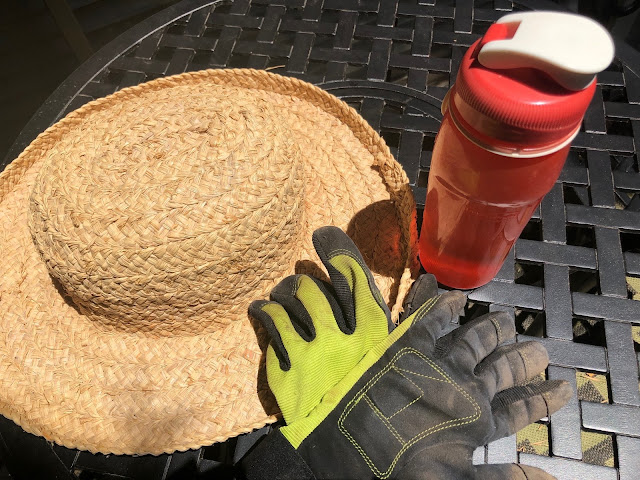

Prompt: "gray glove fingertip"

[490,380,573,440]
[248,300,291,371]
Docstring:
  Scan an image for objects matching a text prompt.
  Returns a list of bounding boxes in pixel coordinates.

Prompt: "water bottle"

[419,11,615,289]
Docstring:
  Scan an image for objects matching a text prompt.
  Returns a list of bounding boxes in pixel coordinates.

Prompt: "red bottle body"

[417,27,598,290]
[419,112,570,289]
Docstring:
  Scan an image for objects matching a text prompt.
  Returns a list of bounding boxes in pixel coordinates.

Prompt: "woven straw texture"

[0,69,417,455]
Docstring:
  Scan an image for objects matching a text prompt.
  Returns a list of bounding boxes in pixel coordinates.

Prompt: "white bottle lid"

[477,11,615,91]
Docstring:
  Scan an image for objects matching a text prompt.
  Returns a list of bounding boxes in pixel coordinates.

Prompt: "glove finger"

[270,274,347,338]
[312,226,391,333]
[435,311,515,370]
[475,341,549,398]
[475,463,557,480]
[405,290,467,351]
[399,274,438,323]
[490,380,573,441]
[248,300,302,371]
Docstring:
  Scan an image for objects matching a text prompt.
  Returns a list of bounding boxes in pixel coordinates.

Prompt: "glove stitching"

[342,400,481,478]
[338,347,481,479]
[387,367,425,419]
[394,367,453,386]
[410,296,439,325]
[363,394,406,445]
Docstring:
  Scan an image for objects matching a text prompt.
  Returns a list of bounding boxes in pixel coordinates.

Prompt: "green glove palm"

[243,226,572,480]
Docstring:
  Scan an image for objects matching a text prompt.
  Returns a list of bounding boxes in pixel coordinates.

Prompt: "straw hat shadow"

[291,200,407,281]
[50,276,82,314]
[347,200,406,276]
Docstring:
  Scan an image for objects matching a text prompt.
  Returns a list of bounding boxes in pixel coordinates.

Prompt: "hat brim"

[0,69,417,455]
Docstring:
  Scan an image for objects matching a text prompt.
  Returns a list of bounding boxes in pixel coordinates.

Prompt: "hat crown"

[29,86,305,335]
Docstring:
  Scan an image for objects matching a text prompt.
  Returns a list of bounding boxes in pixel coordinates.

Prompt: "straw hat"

[0,69,417,455]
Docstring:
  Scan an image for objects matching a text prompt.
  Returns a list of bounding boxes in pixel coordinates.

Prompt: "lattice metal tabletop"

[1,0,639,479]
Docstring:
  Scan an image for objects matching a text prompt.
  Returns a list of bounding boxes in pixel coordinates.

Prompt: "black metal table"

[2,0,640,479]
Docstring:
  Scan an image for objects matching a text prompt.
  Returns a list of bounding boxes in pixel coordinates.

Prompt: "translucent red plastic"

[418,113,570,289]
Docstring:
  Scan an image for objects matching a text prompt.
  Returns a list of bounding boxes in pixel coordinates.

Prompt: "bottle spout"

[477,11,615,91]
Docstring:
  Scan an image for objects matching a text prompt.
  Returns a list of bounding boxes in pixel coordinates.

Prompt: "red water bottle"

[419,12,615,289]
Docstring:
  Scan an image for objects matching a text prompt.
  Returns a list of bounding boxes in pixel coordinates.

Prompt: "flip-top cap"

[479,11,614,91]
[451,11,615,153]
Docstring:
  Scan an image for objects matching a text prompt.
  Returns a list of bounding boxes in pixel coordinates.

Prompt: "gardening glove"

[241,226,572,480]
[249,225,395,430]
